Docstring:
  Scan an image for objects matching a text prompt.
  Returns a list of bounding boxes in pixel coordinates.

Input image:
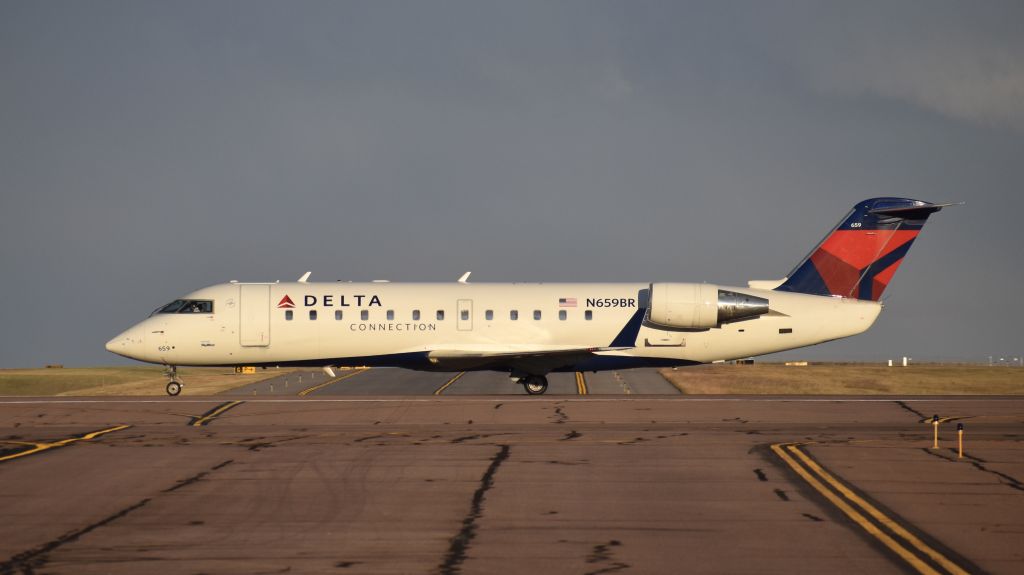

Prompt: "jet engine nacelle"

[647,283,769,329]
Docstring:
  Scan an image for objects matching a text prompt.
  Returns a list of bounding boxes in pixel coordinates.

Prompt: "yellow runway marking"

[772,442,970,575]
[919,416,969,424]
[0,425,130,463]
[298,368,370,397]
[434,372,466,396]
[190,401,244,427]
[575,372,588,395]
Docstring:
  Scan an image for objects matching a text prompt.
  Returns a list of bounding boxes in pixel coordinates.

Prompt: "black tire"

[166,381,182,396]
[524,376,548,395]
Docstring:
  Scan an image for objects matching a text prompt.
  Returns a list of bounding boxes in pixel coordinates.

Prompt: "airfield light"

[932,415,940,449]
[957,423,964,459]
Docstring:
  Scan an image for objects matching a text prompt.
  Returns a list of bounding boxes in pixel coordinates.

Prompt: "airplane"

[106,197,953,396]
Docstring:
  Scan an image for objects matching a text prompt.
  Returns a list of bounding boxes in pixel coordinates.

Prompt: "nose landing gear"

[163,365,183,396]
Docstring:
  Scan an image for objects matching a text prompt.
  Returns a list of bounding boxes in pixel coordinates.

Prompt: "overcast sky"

[2,1,1022,367]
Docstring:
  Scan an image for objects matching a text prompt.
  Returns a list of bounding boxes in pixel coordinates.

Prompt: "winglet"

[458,271,471,284]
[298,271,311,283]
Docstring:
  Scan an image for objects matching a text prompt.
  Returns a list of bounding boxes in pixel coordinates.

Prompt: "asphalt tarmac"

[223,367,683,396]
[1,388,1022,574]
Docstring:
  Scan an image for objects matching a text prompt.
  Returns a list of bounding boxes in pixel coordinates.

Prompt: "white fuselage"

[106,281,882,372]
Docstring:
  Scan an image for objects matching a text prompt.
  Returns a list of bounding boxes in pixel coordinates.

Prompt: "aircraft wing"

[422,345,630,373]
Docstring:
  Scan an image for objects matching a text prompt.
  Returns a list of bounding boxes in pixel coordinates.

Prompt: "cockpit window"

[151,299,214,316]
[153,300,186,315]
[181,300,213,314]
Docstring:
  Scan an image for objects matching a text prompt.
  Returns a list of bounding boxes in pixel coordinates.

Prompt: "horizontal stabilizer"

[748,278,787,290]
[869,201,960,220]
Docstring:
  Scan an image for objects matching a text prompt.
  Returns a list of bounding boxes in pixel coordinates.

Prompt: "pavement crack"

[894,400,925,419]
[753,468,768,481]
[561,430,582,441]
[585,540,629,575]
[437,444,510,575]
[774,489,790,501]
[353,435,384,443]
[921,448,1024,492]
[551,406,569,424]
[0,498,151,574]
[451,435,481,444]
[243,435,311,451]
[163,459,234,493]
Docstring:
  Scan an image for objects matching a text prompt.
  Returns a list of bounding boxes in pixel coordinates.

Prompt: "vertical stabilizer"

[775,198,949,301]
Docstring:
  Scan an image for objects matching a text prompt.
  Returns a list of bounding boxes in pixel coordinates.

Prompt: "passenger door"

[239,284,271,346]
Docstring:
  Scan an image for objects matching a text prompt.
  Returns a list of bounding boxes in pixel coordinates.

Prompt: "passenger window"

[437,310,445,320]
[510,310,518,321]
[361,310,369,321]
[585,310,593,321]
[413,310,421,321]
[559,310,567,320]
[387,310,395,321]
[485,310,493,321]
[335,310,342,320]
[533,310,541,320]
[309,310,317,320]
[285,310,293,321]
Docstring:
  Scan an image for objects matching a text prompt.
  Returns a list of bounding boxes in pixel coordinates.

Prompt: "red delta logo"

[277,295,296,309]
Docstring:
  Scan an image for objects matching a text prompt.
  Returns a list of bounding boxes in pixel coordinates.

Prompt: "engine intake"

[647,283,769,329]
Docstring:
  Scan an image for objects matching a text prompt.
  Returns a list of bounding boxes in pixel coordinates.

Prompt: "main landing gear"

[519,375,549,395]
[164,365,183,396]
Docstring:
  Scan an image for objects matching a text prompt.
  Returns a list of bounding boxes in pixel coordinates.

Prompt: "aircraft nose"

[105,327,145,358]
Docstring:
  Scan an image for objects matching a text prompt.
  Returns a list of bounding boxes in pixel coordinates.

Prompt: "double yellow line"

[0,425,130,463]
[575,372,588,395]
[297,368,370,397]
[434,372,465,396]
[772,442,970,575]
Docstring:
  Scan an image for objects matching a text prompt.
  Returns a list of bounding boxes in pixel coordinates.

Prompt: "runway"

[1,392,1022,574]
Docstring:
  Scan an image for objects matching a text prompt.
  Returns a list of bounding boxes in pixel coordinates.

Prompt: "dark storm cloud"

[1,1,1022,366]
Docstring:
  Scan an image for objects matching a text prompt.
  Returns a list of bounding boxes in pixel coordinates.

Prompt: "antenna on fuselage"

[298,271,312,283]
[458,271,471,284]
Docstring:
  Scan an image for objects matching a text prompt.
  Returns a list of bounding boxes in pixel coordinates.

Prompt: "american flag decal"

[559,297,577,308]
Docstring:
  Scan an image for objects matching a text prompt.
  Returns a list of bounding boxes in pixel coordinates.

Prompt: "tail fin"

[775,198,951,301]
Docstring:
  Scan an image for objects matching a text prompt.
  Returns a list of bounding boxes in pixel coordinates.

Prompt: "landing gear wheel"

[166,381,182,396]
[523,376,548,395]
